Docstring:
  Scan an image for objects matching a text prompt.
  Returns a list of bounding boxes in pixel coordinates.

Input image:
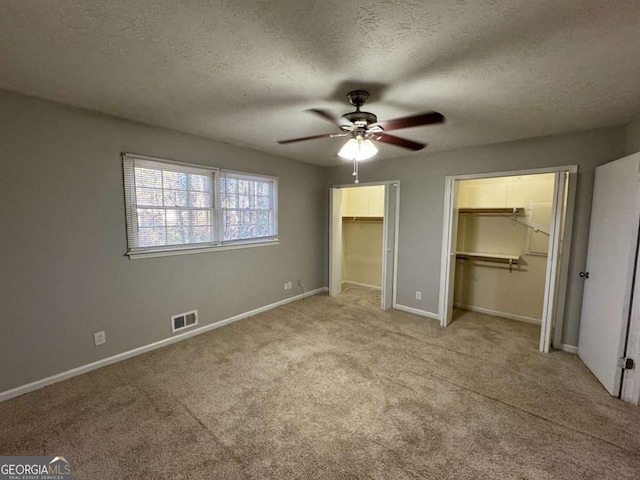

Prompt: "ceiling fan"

[277,90,445,163]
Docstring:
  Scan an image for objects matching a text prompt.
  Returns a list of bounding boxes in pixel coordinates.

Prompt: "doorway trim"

[438,165,578,352]
[329,180,400,310]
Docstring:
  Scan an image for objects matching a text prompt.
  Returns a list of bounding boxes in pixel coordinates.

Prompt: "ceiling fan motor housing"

[342,110,378,127]
[342,90,378,128]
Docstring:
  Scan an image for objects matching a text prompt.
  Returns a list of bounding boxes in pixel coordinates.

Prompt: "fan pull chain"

[352,158,359,184]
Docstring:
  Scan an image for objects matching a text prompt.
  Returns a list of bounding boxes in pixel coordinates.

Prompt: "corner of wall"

[625,116,640,155]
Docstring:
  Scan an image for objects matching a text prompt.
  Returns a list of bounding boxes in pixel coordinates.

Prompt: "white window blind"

[123,154,278,258]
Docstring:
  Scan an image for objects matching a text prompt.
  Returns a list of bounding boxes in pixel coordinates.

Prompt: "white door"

[329,188,343,296]
[443,180,459,326]
[539,172,567,352]
[381,184,398,310]
[578,153,640,396]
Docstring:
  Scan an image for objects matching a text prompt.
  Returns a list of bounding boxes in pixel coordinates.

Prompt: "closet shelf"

[458,207,524,216]
[456,251,520,271]
[342,216,383,223]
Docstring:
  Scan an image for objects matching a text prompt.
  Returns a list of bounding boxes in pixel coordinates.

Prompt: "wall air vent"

[171,310,198,333]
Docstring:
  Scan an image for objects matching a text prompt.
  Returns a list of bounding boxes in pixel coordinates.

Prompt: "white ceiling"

[1,1,639,167]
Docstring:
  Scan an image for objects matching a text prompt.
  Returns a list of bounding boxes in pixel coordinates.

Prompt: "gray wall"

[326,128,627,346]
[0,90,326,393]
[626,116,640,155]
[1,87,635,394]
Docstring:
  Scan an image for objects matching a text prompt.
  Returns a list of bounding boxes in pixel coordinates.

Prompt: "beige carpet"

[1,288,640,479]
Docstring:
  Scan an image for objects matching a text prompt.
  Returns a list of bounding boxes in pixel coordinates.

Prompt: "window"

[123,154,278,258]
[219,171,278,242]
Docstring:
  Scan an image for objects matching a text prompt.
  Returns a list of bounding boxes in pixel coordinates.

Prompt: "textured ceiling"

[1,1,639,166]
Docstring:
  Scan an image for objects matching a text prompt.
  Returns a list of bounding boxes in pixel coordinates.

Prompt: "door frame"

[329,188,344,298]
[438,165,578,352]
[329,180,400,310]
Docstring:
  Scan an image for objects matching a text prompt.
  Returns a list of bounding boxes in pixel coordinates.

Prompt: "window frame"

[122,153,279,259]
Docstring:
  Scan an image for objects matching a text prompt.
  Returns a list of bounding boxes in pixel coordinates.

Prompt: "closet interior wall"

[342,186,385,289]
[455,174,556,323]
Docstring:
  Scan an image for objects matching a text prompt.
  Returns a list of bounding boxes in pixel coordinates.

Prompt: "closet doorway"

[329,182,399,310]
[439,167,577,352]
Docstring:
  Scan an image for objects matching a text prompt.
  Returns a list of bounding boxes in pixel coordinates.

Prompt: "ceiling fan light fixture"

[338,137,378,161]
[359,139,378,160]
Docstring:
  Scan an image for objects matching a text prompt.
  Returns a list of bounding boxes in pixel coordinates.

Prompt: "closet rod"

[456,252,520,272]
[458,207,524,216]
[342,216,383,223]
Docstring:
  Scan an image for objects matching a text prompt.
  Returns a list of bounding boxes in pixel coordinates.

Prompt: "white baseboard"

[0,287,328,403]
[558,343,578,354]
[454,304,541,325]
[393,303,441,321]
[341,280,381,291]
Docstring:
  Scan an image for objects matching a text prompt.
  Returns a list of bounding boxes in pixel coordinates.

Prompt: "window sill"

[126,239,280,260]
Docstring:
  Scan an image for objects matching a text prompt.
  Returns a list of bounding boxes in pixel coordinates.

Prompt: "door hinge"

[618,357,635,370]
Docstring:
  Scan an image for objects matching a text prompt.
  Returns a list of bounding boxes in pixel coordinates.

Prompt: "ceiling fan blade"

[307,108,354,129]
[371,111,444,132]
[277,133,335,144]
[374,132,426,151]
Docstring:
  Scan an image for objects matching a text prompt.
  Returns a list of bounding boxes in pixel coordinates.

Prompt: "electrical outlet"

[287,281,293,289]
[284,282,289,290]
[93,331,106,346]
[415,291,422,300]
